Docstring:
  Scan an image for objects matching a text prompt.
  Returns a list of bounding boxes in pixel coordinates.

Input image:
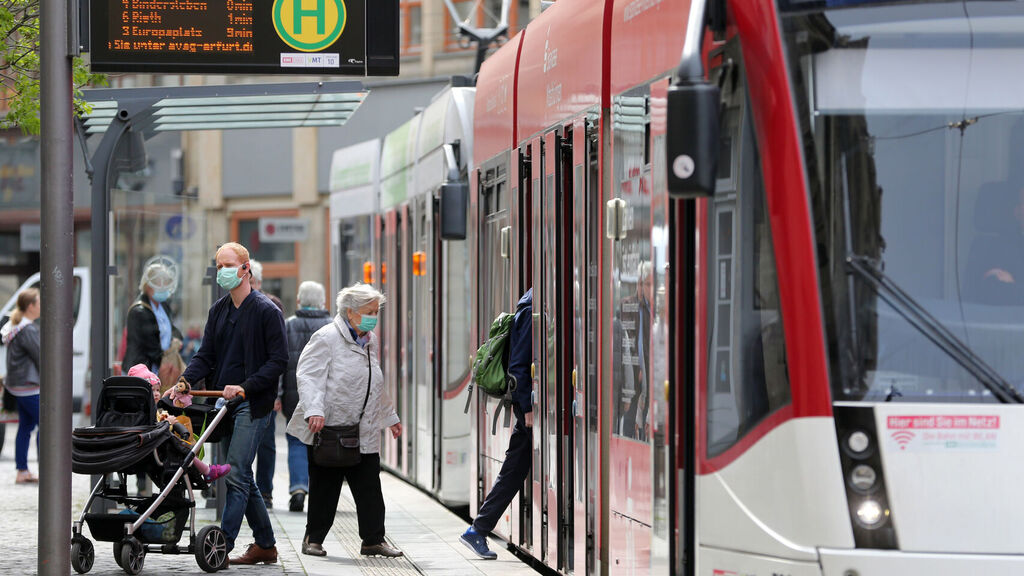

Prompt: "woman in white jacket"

[287,283,403,558]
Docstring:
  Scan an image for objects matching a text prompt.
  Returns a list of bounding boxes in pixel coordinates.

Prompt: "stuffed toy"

[169,378,193,408]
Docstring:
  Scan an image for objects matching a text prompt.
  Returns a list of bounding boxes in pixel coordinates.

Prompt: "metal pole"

[39,0,74,571]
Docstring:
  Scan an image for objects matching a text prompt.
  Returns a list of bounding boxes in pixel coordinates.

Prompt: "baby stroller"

[70,376,239,574]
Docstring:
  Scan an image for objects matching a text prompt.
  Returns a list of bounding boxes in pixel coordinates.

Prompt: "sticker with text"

[280,53,340,68]
[886,415,999,452]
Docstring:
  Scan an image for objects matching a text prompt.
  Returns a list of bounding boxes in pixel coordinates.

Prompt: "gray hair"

[249,259,263,284]
[139,260,177,293]
[336,283,386,314]
[297,280,326,308]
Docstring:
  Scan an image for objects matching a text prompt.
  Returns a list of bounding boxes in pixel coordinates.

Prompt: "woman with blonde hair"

[1,288,41,483]
[287,283,404,558]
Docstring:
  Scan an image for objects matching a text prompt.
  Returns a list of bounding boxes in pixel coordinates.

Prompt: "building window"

[231,210,300,316]
[401,1,423,55]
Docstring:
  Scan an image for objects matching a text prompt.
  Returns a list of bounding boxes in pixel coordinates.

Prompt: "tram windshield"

[781,1,1024,403]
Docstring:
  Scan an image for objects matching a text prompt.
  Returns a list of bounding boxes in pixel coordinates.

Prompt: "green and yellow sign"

[273,0,347,52]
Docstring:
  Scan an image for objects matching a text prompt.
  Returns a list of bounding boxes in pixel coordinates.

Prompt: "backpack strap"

[462,379,474,414]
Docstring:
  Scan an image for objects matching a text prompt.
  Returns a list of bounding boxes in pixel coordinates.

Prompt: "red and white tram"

[331,0,1024,573]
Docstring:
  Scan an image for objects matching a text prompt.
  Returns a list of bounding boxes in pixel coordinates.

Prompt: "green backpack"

[472,312,515,398]
[465,306,523,433]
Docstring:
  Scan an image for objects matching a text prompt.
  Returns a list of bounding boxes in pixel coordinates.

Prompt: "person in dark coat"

[177,242,288,565]
[281,280,332,512]
[2,288,41,484]
[123,259,182,380]
[459,287,533,559]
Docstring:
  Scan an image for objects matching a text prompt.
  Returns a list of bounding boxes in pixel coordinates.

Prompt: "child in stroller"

[70,374,240,574]
[126,364,230,483]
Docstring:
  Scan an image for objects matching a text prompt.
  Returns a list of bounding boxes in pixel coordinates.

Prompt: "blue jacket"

[508,288,533,414]
[182,290,288,419]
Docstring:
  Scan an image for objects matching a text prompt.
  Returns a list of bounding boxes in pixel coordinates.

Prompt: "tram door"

[412,195,435,491]
[380,210,403,473]
[475,159,514,535]
[533,127,579,571]
[398,204,414,481]
[514,147,534,551]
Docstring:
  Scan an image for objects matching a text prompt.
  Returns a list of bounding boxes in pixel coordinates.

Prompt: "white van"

[0,267,90,412]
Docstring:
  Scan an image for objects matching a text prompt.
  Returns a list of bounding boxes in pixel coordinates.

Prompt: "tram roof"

[516,0,603,143]
[80,81,369,136]
[609,0,689,96]
[474,30,522,166]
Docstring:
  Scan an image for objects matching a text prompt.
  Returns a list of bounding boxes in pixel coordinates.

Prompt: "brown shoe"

[301,536,326,557]
[360,542,403,557]
[228,543,278,565]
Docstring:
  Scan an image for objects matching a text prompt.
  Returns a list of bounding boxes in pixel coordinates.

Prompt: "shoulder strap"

[334,322,371,422]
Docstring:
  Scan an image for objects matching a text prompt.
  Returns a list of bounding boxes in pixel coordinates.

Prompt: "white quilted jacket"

[287,316,399,454]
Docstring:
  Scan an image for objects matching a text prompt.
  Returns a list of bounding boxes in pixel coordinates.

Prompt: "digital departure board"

[89,0,399,76]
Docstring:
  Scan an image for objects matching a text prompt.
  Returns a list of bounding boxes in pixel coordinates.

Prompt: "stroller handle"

[191,390,246,400]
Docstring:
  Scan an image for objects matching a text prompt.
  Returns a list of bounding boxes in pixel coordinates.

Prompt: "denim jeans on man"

[285,432,309,493]
[255,414,276,498]
[222,401,276,552]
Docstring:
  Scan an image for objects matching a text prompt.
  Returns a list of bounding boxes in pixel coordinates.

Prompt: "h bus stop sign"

[89,0,398,76]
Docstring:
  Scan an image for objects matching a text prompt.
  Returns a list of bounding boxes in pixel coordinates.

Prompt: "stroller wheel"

[195,525,228,572]
[71,537,95,574]
[119,538,146,575]
[113,541,124,569]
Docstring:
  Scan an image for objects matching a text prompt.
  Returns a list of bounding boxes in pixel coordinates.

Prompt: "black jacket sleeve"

[508,303,533,413]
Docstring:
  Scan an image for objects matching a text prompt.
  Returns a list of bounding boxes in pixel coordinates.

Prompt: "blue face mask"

[217,267,243,291]
[151,290,171,303]
[356,314,378,332]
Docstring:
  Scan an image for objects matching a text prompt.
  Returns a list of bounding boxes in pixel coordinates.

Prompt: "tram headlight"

[850,465,877,492]
[847,431,871,455]
[855,499,886,528]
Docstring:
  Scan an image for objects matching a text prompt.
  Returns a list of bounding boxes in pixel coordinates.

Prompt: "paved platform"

[0,415,538,576]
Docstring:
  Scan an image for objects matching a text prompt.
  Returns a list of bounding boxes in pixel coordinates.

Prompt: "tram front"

[782,0,1024,572]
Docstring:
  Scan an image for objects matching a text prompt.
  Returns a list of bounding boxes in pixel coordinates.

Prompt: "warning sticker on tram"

[88,0,398,76]
[886,415,1000,452]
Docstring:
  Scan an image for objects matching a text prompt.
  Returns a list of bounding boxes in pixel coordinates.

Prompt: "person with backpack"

[460,287,533,559]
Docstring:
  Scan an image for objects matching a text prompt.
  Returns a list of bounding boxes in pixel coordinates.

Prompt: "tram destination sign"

[89,0,399,75]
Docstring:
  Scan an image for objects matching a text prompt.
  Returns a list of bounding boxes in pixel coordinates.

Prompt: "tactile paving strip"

[331,506,422,575]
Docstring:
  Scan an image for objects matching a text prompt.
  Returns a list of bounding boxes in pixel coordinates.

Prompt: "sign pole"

[39,0,75,572]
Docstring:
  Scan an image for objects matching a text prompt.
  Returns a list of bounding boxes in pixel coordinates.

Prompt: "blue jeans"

[222,401,276,552]
[285,432,309,494]
[15,394,39,471]
[255,413,276,498]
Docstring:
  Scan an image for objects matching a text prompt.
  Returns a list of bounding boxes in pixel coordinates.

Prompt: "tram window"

[612,89,654,441]
[705,54,792,458]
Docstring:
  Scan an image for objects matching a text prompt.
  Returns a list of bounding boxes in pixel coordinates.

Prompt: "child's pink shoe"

[205,464,231,482]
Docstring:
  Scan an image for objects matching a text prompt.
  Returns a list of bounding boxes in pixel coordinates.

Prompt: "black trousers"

[473,409,532,535]
[305,448,386,546]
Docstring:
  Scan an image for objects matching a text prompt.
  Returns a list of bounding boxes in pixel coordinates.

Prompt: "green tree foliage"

[0,0,106,134]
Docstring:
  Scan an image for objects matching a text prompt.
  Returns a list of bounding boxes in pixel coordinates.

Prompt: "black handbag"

[312,325,372,468]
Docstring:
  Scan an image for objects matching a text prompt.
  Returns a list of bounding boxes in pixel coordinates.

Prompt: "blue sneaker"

[460,528,497,560]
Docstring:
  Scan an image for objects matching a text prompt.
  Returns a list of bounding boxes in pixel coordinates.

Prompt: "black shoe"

[262,494,273,509]
[289,492,305,512]
[301,536,326,557]
[360,542,403,557]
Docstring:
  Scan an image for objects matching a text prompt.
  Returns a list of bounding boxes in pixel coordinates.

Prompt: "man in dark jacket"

[281,280,332,512]
[179,242,287,565]
[460,288,533,559]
